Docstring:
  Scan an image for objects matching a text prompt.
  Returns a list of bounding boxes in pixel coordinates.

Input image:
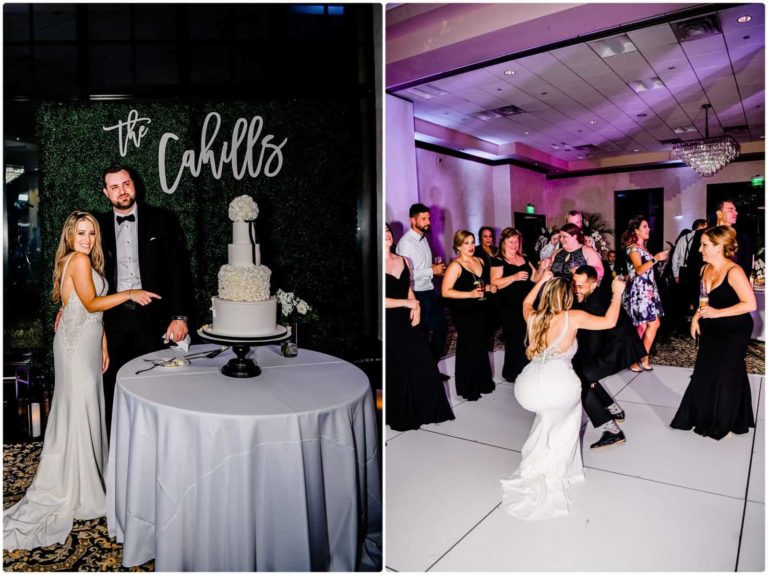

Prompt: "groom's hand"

[164,319,189,343]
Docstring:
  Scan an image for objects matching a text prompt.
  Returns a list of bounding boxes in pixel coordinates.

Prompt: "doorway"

[614,188,664,254]
[514,212,546,264]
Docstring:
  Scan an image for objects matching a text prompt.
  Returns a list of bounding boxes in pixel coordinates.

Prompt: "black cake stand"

[197,325,290,378]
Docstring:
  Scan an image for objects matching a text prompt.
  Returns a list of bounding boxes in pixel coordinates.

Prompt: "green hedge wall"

[37,100,363,379]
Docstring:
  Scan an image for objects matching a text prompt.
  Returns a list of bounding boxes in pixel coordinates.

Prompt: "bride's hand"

[128,289,161,305]
[102,340,110,374]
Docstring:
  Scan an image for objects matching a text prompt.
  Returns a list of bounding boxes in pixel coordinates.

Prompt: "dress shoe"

[590,430,626,449]
[609,409,625,423]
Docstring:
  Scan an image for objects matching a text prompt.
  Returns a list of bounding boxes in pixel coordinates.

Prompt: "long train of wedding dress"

[4,264,108,550]
[501,311,584,520]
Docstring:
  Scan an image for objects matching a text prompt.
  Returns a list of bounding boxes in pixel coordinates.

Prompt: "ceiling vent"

[491,104,526,117]
[574,144,599,151]
[589,34,638,58]
[660,137,683,145]
[671,14,721,43]
[724,125,750,133]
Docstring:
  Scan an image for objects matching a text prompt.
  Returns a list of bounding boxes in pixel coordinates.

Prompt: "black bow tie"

[116,214,135,225]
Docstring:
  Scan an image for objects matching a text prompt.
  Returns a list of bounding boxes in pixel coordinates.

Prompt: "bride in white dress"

[501,271,626,520]
[4,211,159,551]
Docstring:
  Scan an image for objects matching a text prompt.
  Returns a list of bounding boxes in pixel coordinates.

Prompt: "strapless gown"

[4,265,109,550]
[501,311,584,520]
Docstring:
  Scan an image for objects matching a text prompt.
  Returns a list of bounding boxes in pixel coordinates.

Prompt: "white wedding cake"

[210,196,278,336]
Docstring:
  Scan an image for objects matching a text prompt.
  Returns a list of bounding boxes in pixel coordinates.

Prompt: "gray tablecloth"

[106,344,381,571]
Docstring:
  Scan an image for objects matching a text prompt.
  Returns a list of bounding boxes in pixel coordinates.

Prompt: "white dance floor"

[385,352,765,572]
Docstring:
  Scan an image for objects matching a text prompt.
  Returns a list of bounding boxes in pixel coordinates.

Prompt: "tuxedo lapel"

[99,212,118,292]
[137,204,153,284]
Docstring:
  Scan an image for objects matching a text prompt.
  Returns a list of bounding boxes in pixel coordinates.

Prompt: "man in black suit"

[97,165,194,434]
[572,265,647,449]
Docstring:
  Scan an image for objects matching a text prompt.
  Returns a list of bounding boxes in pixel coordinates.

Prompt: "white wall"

[385,94,419,239]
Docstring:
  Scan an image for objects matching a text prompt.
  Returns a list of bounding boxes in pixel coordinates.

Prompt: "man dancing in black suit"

[97,164,194,435]
[572,265,647,449]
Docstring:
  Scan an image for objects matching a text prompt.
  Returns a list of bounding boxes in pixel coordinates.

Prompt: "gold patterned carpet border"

[3,442,154,572]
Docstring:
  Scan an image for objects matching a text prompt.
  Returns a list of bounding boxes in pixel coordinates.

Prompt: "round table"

[105,344,381,571]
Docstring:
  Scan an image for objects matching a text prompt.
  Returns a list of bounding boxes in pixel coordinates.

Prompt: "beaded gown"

[501,312,584,520]
[4,258,109,550]
[671,268,755,439]
[386,260,455,431]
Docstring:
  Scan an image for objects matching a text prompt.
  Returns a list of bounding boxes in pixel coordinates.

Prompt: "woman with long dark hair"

[385,223,455,430]
[620,215,669,371]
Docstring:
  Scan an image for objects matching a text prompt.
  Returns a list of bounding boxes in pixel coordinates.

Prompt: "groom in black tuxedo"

[572,265,646,449]
[97,164,194,436]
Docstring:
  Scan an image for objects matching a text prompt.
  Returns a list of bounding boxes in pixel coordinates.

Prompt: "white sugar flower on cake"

[228,195,259,222]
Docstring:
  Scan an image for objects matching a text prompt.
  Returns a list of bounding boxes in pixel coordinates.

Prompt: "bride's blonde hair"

[525,277,573,359]
[52,211,104,303]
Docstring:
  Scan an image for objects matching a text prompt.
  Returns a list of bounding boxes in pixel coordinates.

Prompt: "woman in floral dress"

[621,215,670,371]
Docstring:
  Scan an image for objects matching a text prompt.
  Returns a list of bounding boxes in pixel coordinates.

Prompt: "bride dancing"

[501,271,626,520]
[4,211,159,550]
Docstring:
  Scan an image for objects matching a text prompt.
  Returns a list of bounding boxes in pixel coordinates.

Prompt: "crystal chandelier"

[672,104,740,177]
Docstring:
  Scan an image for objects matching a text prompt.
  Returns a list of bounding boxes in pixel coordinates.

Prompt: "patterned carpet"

[2,443,154,572]
[445,325,765,374]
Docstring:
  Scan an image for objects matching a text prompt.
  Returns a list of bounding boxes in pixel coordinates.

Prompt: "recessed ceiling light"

[668,66,676,70]
[634,149,640,152]
[589,120,597,125]
[504,69,516,76]
[577,155,584,159]
[523,131,529,135]
[737,15,752,23]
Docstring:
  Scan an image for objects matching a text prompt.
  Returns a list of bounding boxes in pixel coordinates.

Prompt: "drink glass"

[475,279,486,301]
[699,295,709,309]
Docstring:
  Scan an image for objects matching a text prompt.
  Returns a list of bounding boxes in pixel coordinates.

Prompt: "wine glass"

[475,278,486,301]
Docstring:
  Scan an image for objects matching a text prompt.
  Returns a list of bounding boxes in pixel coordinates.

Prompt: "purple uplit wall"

[546,160,764,249]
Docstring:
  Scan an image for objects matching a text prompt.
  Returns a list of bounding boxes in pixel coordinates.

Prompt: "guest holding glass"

[442,230,497,401]
[542,222,604,284]
[490,228,543,382]
[621,215,669,372]
[476,226,501,343]
[671,226,756,439]
[385,224,455,431]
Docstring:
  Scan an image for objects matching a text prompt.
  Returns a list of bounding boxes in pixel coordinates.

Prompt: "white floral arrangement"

[276,289,318,323]
[218,264,271,301]
[754,258,765,284]
[228,195,259,222]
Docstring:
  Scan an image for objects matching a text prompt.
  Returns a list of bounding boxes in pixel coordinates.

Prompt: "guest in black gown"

[541,223,604,285]
[442,230,497,401]
[671,226,756,440]
[385,224,455,431]
[476,226,501,343]
[490,228,542,382]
